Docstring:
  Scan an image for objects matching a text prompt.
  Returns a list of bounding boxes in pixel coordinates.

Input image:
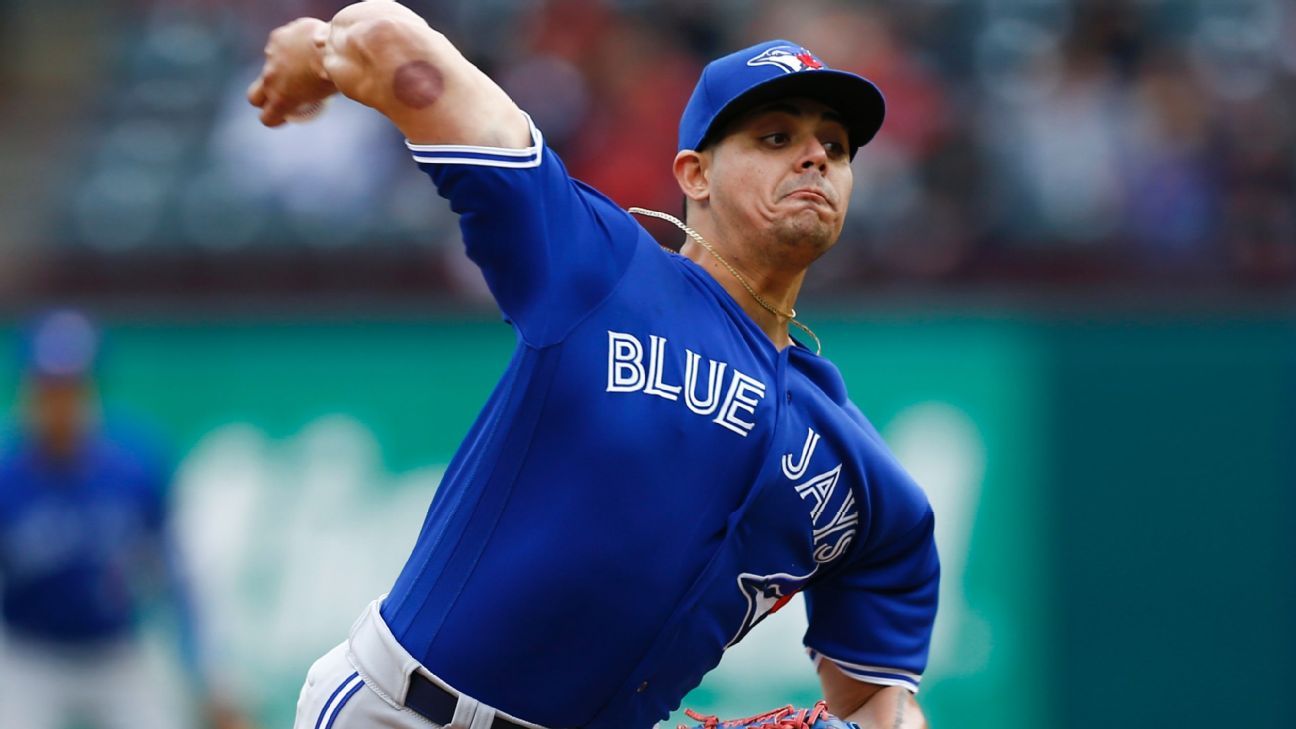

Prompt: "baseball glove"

[677,702,858,729]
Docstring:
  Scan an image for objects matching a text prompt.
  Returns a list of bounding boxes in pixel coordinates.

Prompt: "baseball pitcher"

[249,2,938,728]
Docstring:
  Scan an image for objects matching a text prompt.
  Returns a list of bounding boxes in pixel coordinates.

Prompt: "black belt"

[404,673,529,729]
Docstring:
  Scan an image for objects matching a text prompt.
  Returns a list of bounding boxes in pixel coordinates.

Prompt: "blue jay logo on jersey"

[747,46,826,74]
[728,568,817,647]
[726,427,859,647]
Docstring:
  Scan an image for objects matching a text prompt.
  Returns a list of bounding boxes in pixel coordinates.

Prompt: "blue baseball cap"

[678,40,886,159]
[21,309,100,380]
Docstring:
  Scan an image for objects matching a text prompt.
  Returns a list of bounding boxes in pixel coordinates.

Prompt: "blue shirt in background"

[0,429,170,645]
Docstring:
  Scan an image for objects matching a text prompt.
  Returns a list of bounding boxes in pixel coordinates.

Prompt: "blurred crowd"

[2,0,1294,301]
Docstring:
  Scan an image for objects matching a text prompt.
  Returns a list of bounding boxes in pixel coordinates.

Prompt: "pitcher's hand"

[247,17,336,127]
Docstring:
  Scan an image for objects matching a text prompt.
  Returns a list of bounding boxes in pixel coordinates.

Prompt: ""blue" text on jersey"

[605,331,767,437]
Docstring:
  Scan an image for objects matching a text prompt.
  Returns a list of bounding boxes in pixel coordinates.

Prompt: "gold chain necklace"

[628,207,821,355]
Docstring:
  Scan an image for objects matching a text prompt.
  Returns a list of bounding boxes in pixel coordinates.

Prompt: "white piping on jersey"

[406,112,544,169]
[808,648,923,690]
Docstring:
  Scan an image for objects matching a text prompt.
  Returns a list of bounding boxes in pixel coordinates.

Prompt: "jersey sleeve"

[409,112,642,346]
[802,451,940,694]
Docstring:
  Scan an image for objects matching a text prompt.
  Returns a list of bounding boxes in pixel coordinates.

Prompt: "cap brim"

[697,70,886,157]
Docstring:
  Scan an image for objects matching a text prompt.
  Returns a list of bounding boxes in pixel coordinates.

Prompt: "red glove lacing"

[680,701,833,729]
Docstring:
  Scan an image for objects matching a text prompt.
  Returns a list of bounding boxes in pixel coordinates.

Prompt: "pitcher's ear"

[673,149,711,205]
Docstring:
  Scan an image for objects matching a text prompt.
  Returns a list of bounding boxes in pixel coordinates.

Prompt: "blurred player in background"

[0,310,249,729]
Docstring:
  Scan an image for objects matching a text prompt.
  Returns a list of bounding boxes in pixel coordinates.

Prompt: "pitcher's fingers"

[248,77,267,107]
[259,104,287,127]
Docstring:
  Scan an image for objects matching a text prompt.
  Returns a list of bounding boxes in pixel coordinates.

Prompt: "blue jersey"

[0,431,169,644]
[382,115,939,729]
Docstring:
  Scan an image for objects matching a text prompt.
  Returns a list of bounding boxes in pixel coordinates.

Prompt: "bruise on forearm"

[392,59,444,109]
[323,3,527,146]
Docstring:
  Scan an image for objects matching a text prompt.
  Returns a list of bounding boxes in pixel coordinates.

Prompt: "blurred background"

[0,0,1293,727]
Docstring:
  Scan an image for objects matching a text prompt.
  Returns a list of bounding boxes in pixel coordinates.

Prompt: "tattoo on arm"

[392,60,444,109]
[890,691,907,729]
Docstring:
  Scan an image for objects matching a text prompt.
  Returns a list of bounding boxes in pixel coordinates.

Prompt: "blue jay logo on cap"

[746,46,826,74]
